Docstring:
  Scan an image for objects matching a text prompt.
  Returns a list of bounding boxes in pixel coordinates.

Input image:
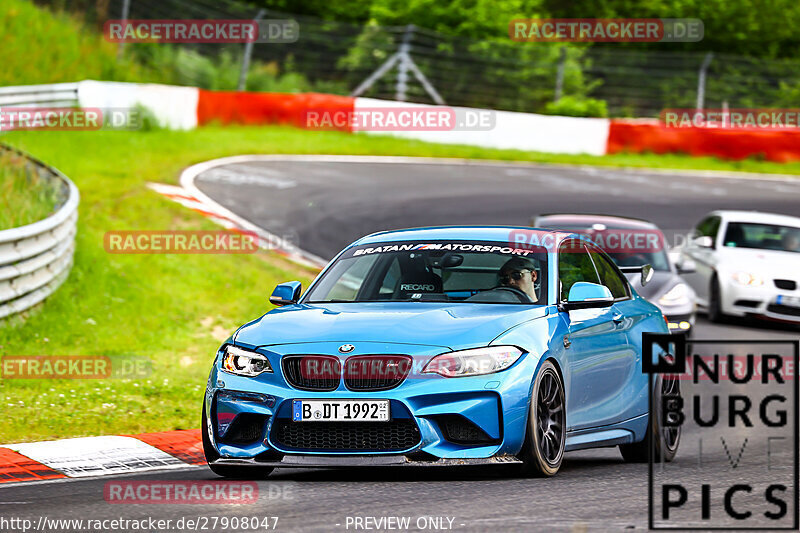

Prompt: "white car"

[678,210,800,324]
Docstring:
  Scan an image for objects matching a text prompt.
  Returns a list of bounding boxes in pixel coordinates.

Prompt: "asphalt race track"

[191,158,800,261]
[3,159,799,532]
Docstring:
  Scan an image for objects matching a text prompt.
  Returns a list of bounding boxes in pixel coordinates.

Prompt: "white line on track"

[179,157,329,268]
[182,153,800,182]
[0,466,200,490]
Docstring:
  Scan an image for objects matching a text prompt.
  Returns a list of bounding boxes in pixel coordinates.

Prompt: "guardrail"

[0,145,79,319]
[0,82,80,108]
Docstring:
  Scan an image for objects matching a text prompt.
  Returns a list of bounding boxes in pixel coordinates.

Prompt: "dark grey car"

[532,214,697,335]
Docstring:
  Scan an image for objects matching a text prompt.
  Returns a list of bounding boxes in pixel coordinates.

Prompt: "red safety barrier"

[197,90,355,131]
[607,120,800,162]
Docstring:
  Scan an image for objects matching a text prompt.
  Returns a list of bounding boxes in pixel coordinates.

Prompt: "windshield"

[305,241,548,304]
[723,222,800,253]
[536,224,672,271]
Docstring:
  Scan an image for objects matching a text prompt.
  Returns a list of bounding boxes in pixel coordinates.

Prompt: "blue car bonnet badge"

[338,344,355,353]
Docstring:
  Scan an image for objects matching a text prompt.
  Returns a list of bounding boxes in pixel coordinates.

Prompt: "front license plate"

[292,400,390,422]
[776,295,800,308]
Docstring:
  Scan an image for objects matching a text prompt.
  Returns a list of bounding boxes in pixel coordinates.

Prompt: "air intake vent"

[219,413,268,444]
[271,419,420,452]
[282,355,340,391]
[767,304,800,318]
[435,415,497,445]
[344,355,412,391]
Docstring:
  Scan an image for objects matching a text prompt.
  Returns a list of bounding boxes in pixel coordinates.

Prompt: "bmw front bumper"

[721,280,800,323]
[204,341,540,466]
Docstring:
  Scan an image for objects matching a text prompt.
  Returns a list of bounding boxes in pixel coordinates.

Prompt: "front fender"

[490,311,568,450]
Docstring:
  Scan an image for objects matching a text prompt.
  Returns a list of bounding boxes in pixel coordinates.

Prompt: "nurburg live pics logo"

[642,332,799,530]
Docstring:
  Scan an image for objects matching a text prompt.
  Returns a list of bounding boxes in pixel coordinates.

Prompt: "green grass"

[0,0,338,92]
[0,152,61,230]
[0,0,156,86]
[1,124,799,445]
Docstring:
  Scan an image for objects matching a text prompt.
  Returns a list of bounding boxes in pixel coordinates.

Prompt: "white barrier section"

[77,80,199,130]
[354,97,610,156]
[6,436,187,477]
[0,148,79,319]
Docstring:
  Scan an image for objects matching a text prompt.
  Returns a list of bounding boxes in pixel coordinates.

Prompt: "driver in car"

[783,230,800,252]
[499,257,539,303]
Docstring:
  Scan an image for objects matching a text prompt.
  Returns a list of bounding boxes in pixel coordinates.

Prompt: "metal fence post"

[696,52,713,111]
[554,47,567,103]
[116,0,131,61]
[351,23,443,104]
[238,9,267,91]
[395,25,414,102]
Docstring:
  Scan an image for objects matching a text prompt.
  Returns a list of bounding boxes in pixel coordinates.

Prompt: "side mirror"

[676,257,696,274]
[560,282,614,312]
[693,235,713,249]
[270,281,302,306]
[641,264,654,286]
[619,264,654,286]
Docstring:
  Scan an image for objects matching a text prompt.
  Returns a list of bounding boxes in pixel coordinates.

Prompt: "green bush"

[544,96,609,118]
[130,45,331,93]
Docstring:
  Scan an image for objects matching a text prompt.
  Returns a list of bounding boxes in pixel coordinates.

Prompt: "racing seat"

[391,253,444,299]
[395,271,443,299]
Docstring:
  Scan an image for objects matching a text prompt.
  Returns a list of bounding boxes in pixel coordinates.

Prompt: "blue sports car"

[203,226,679,477]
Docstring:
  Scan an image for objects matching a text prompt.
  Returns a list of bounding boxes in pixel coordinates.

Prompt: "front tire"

[202,399,274,479]
[518,360,566,476]
[707,275,726,323]
[619,374,681,462]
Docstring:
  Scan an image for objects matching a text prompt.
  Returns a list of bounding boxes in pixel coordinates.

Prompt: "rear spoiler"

[619,264,654,286]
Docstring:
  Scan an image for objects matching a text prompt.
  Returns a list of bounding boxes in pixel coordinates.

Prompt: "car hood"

[716,247,800,277]
[234,302,551,351]
[626,270,680,299]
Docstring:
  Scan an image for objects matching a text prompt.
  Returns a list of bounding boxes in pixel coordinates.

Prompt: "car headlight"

[422,346,524,378]
[220,345,272,377]
[658,283,691,306]
[731,271,764,286]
